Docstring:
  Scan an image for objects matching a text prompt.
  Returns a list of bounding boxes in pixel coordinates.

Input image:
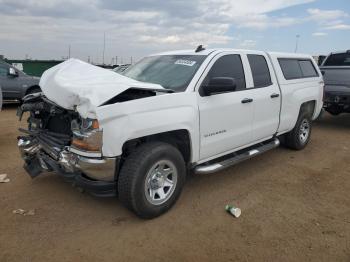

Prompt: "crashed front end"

[17,93,118,197]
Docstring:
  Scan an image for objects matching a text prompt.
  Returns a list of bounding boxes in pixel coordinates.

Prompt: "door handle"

[270,93,280,98]
[241,98,253,104]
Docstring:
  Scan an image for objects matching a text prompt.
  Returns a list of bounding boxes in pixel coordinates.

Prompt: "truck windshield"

[123,55,207,92]
[324,53,350,66]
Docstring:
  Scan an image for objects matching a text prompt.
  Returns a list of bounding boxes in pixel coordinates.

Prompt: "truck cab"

[17,48,324,218]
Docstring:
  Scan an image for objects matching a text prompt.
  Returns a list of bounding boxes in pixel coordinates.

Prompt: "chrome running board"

[194,138,280,175]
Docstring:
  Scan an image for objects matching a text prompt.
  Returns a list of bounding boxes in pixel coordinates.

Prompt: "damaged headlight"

[71,118,102,153]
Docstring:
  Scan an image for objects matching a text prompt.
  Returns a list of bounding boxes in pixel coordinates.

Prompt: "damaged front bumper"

[18,137,119,197]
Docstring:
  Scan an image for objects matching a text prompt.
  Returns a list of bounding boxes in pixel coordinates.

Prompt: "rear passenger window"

[299,60,318,77]
[278,59,303,80]
[247,55,272,87]
[278,59,318,80]
[205,54,246,91]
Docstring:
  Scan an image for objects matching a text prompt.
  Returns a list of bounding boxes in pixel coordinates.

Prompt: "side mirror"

[8,68,18,77]
[202,77,236,96]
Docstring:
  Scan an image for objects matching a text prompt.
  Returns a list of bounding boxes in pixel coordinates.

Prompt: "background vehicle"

[0,85,2,110]
[113,64,131,74]
[0,60,40,101]
[17,49,323,218]
[320,50,350,115]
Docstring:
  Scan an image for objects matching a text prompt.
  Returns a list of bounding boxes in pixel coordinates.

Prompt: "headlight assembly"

[71,119,103,153]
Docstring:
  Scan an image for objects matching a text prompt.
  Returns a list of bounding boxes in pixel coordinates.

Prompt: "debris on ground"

[0,174,10,183]
[225,205,241,218]
[13,209,36,216]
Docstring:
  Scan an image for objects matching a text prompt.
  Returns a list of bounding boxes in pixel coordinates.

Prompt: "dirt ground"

[0,104,349,262]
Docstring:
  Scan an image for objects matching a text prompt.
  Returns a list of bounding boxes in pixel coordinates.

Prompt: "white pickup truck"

[17,47,324,218]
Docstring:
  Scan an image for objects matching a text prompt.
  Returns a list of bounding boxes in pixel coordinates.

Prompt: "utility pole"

[294,35,300,53]
[116,56,118,65]
[68,45,71,59]
[102,32,106,65]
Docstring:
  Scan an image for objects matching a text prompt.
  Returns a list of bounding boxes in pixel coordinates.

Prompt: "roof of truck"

[151,48,312,58]
[268,52,312,58]
[151,48,222,56]
[327,50,350,55]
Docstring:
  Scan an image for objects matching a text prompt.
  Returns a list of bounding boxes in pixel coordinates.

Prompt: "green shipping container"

[4,59,64,77]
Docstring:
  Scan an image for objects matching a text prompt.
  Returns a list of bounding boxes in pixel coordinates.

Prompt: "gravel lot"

[0,105,349,262]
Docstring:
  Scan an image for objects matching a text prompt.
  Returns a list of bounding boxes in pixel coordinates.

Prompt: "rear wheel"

[284,111,312,150]
[118,142,186,219]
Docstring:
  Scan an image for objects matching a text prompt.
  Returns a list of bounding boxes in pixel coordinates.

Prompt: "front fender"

[96,92,200,161]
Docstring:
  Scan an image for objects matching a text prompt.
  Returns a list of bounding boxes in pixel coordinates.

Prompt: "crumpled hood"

[40,58,164,118]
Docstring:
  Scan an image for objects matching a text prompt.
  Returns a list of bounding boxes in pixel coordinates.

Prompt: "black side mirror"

[202,77,236,96]
[321,70,325,76]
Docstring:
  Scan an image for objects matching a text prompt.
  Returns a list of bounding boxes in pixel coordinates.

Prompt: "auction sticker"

[175,60,196,66]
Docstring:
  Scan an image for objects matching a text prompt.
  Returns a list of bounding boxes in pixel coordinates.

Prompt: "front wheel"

[118,142,186,219]
[26,87,41,95]
[284,111,312,150]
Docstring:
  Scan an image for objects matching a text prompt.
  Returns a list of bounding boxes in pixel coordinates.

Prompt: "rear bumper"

[324,92,350,113]
[324,93,350,106]
[324,85,350,108]
[18,137,119,197]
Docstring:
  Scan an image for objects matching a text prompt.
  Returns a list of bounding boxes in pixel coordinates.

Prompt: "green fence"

[4,59,64,77]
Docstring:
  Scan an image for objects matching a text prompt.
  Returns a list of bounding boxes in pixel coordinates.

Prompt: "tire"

[326,109,341,116]
[26,87,41,95]
[118,142,186,219]
[284,111,312,150]
[325,105,342,116]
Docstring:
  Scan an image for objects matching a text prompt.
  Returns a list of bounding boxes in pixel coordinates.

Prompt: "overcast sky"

[0,0,349,64]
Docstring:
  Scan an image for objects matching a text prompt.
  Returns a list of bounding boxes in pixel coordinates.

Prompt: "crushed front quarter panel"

[39,59,165,118]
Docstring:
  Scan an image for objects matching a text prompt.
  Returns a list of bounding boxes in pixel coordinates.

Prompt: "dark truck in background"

[0,60,40,101]
[320,51,350,115]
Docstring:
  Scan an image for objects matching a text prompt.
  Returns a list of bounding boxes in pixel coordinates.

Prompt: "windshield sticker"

[175,60,196,66]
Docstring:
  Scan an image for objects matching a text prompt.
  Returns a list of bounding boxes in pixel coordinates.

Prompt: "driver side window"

[204,55,246,91]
